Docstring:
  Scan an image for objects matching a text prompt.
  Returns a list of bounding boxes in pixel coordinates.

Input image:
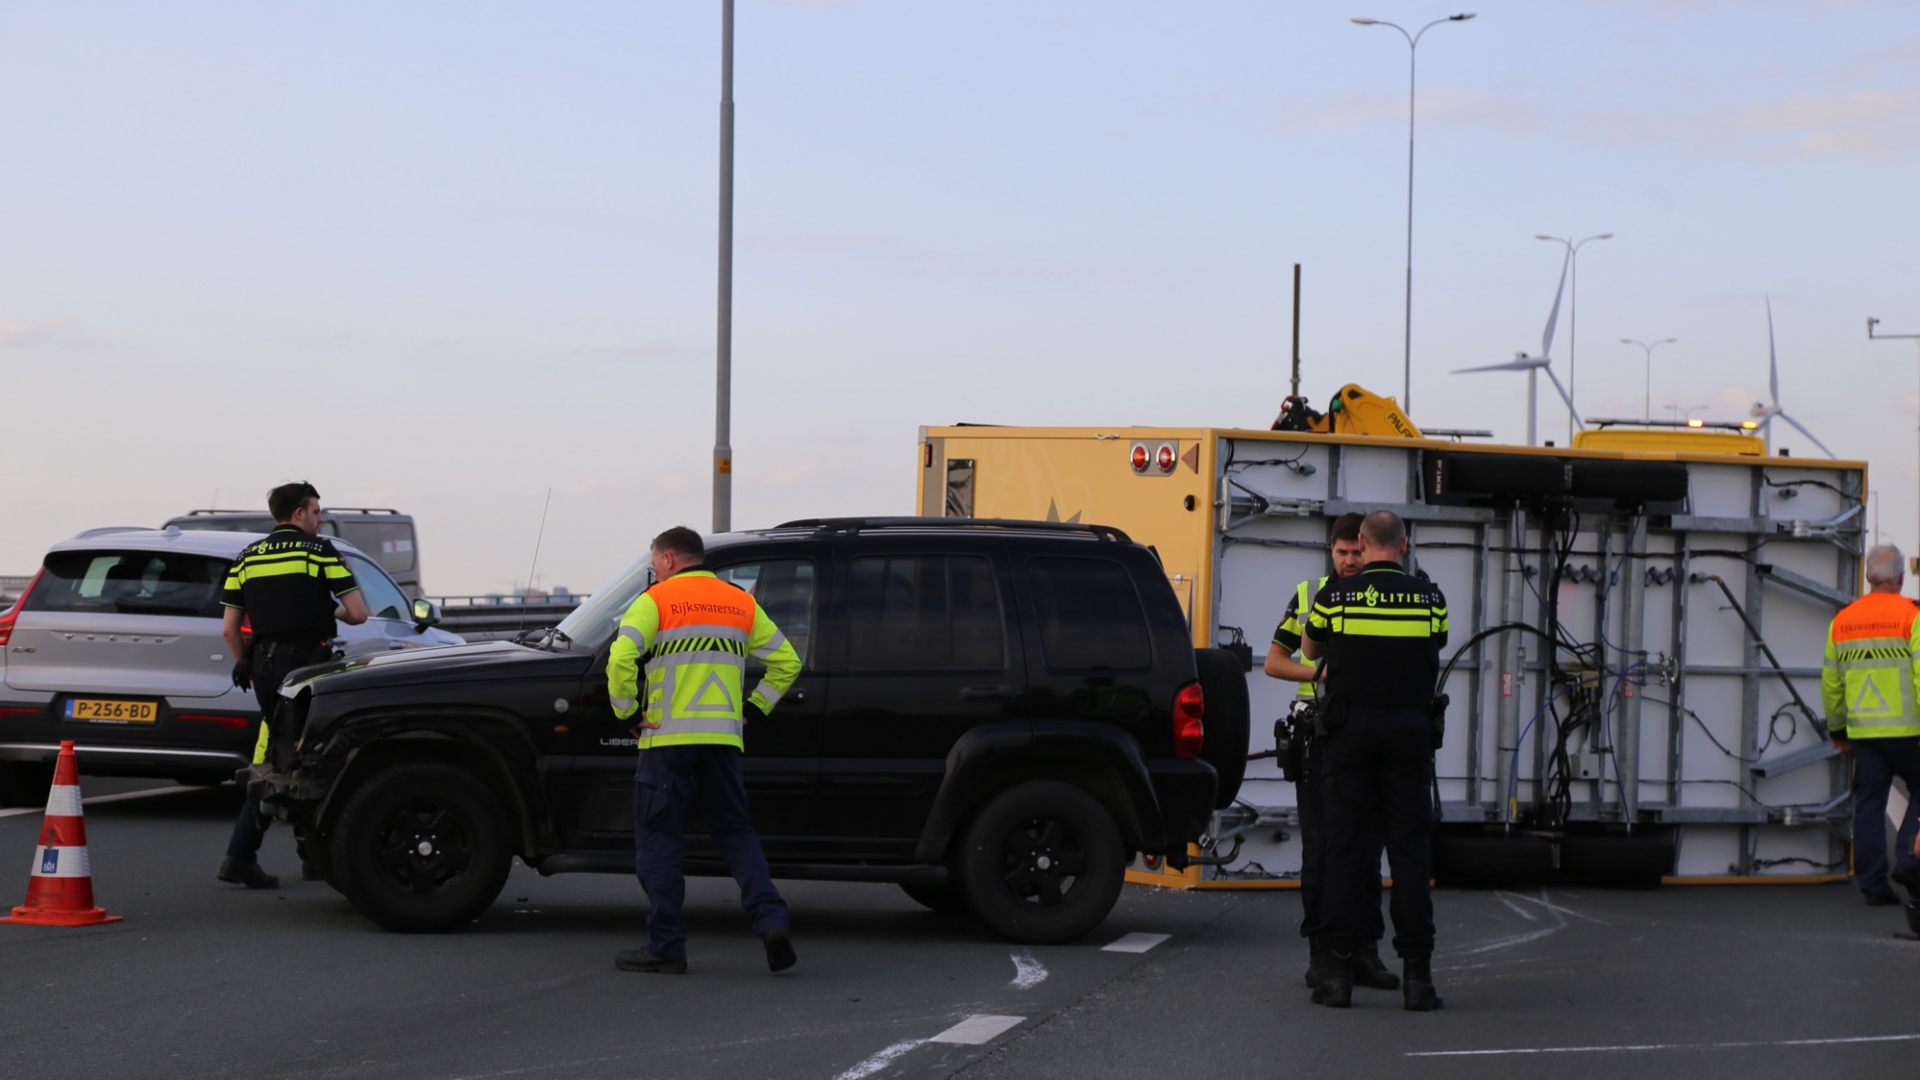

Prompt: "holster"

[1314,688,1348,738]
[1275,699,1317,782]
[1428,692,1450,751]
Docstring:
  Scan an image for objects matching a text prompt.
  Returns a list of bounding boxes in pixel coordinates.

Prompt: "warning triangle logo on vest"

[684,670,738,715]
[1851,675,1894,716]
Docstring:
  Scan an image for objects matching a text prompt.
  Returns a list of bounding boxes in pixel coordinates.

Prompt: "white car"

[0,526,463,804]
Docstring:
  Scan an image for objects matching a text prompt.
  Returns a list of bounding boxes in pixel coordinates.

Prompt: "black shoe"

[614,947,687,974]
[1352,947,1402,991]
[1310,952,1353,1008]
[763,927,797,973]
[1906,902,1920,938]
[1864,890,1900,907]
[1891,866,1920,896]
[1304,936,1332,989]
[1404,979,1445,1012]
[217,857,278,890]
[301,860,324,883]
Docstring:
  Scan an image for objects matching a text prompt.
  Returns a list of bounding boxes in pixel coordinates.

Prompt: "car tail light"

[240,613,253,642]
[1172,681,1205,758]
[0,569,44,648]
[177,714,248,730]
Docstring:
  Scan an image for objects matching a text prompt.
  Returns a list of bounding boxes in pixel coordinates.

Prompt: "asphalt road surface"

[1,781,1917,1080]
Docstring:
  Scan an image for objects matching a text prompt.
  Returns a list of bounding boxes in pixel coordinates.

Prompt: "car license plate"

[65,698,158,724]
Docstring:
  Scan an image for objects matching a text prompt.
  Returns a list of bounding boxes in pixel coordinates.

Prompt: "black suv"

[256,519,1248,944]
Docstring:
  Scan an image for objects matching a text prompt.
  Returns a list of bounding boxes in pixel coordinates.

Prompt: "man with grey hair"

[1821,543,1920,905]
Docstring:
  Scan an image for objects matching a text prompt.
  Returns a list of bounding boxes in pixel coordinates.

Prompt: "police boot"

[1402,956,1443,1012]
[1351,945,1402,990]
[1304,936,1333,988]
[1310,950,1353,1008]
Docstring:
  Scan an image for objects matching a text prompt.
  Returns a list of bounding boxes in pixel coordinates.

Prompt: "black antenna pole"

[1290,263,1303,400]
[517,489,553,636]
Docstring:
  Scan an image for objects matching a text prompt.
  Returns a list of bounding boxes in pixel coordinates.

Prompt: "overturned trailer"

[917,425,1868,885]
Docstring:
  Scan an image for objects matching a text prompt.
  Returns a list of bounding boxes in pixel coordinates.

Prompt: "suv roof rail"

[181,509,263,516]
[773,516,1132,543]
[319,508,405,516]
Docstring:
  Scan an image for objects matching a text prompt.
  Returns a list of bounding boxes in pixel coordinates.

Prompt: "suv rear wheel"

[329,761,512,933]
[958,781,1125,944]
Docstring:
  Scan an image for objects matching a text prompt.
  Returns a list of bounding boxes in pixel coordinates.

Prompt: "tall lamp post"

[1867,316,1920,575]
[1350,11,1476,416]
[1621,337,1677,421]
[713,0,736,533]
[1536,232,1611,442]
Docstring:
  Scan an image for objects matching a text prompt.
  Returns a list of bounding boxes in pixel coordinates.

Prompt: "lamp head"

[1452,12,1477,20]
[1595,232,1615,240]
[1351,17,1379,25]
[1534,234,1554,241]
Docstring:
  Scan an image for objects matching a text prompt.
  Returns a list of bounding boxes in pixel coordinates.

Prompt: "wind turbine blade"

[1766,296,1780,407]
[1776,411,1835,458]
[1453,359,1544,374]
[1542,364,1583,428]
[1540,248,1571,360]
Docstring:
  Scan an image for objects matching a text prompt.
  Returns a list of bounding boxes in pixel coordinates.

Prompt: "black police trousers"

[1297,735,1386,943]
[225,642,328,862]
[1319,703,1435,959]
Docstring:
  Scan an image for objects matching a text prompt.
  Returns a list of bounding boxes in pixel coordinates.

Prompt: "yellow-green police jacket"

[607,569,801,750]
[1271,575,1329,699]
[1821,590,1920,739]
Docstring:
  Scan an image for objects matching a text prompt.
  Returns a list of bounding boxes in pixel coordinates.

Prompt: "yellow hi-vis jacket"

[1271,575,1328,699]
[1821,590,1920,739]
[607,569,801,750]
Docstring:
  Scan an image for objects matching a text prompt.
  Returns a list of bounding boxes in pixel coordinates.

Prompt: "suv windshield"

[554,556,651,649]
[28,550,229,617]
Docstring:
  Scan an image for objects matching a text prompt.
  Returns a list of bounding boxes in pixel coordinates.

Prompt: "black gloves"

[232,661,252,691]
[744,702,767,723]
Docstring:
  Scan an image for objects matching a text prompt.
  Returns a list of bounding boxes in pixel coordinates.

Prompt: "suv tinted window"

[26,551,228,618]
[715,559,817,666]
[342,554,410,622]
[848,555,1003,671]
[1026,556,1152,671]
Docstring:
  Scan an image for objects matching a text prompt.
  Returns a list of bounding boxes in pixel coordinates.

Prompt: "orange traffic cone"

[1,740,121,926]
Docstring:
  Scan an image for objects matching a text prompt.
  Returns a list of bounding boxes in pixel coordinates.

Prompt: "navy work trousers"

[1849,735,1920,898]
[226,643,326,862]
[1319,704,1435,959]
[633,744,788,961]
[1296,734,1385,943]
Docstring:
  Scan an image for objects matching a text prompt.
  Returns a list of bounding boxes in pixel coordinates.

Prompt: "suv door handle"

[959,685,1014,700]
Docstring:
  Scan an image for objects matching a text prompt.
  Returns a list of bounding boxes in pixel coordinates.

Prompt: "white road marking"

[929,1015,1025,1045]
[1410,1032,1920,1057]
[1496,889,1610,926]
[833,1039,927,1080]
[1496,894,1537,921]
[0,785,197,819]
[1102,931,1171,953]
[1008,950,1048,990]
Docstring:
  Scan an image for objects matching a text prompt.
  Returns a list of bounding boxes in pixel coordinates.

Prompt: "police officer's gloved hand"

[231,661,252,691]
[744,702,768,723]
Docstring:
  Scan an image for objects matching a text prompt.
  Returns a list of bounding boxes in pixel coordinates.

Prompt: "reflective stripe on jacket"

[1286,575,1328,699]
[1821,591,1920,739]
[607,569,802,750]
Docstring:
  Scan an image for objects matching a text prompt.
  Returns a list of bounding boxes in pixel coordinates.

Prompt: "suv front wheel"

[958,781,1125,945]
[329,760,512,933]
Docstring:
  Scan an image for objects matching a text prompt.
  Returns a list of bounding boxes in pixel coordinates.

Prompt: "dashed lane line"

[0,785,197,819]
[930,1015,1026,1045]
[1101,932,1171,953]
[833,1039,927,1080]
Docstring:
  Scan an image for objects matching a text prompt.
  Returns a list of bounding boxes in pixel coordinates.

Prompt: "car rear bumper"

[0,694,258,781]
[1146,759,1217,852]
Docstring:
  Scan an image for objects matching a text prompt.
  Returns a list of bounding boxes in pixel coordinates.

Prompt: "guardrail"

[429,594,589,643]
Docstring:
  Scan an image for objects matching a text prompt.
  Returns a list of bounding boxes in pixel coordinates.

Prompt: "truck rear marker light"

[1155,443,1176,473]
[1130,443,1150,473]
[1172,681,1205,758]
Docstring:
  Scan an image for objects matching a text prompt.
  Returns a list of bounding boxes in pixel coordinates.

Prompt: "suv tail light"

[1172,681,1205,758]
[0,569,44,648]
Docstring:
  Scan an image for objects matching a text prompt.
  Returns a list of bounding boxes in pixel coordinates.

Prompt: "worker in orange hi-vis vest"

[1820,544,1920,906]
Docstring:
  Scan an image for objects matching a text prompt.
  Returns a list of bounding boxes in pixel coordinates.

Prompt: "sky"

[2,1,1917,596]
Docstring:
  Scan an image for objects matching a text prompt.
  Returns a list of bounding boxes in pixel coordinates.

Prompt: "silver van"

[0,527,461,804]
[164,508,422,599]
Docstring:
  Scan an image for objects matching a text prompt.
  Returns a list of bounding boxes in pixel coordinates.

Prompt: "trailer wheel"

[330,761,511,933]
[1195,648,1250,808]
[959,781,1125,944]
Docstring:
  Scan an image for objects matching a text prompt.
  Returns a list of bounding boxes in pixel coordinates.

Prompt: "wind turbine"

[1453,247,1582,446]
[1750,298,1834,457]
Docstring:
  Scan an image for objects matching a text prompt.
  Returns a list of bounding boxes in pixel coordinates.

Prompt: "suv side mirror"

[411,598,442,631]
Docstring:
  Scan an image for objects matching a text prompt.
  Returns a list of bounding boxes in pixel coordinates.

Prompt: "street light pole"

[1536,232,1612,442]
[712,0,736,534]
[1867,316,1920,575]
[1351,12,1476,416]
[1621,337,1678,422]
